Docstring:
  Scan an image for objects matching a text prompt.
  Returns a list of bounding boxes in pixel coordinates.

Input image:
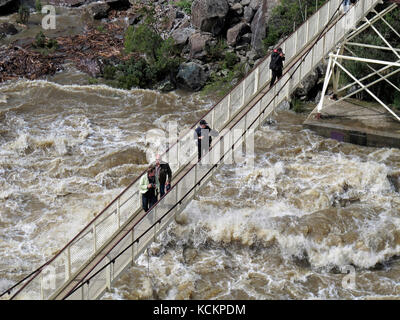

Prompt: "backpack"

[269,52,281,71]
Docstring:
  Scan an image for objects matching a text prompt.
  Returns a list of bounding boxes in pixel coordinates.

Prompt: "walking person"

[153,154,172,198]
[343,0,351,13]
[139,165,159,212]
[194,119,218,161]
[269,47,285,89]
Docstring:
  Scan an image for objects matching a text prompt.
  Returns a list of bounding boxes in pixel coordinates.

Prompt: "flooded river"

[0,67,400,299]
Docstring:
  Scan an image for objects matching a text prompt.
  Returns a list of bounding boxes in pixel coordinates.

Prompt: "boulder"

[250,4,267,54]
[231,2,243,15]
[0,23,18,36]
[240,32,252,45]
[241,0,250,6]
[226,22,250,46]
[191,0,230,36]
[293,69,320,99]
[171,27,196,48]
[277,100,291,111]
[249,0,260,10]
[243,5,255,22]
[176,62,208,91]
[106,0,130,10]
[85,2,110,19]
[189,32,212,59]
[0,0,19,14]
[157,78,176,92]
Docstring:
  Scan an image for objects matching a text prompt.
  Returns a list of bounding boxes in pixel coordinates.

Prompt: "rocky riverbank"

[0,0,326,100]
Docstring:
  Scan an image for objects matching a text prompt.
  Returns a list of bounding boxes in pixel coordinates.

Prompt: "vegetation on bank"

[101,6,181,90]
[263,0,326,49]
[17,5,30,24]
[32,31,59,55]
[175,0,193,15]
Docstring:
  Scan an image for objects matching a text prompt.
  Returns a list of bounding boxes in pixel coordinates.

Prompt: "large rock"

[293,69,320,99]
[227,22,250,46]
[243,5,255,22]
[250,0,279,54]
[176,62,208,91]
[189,32,212,59]
[0,0,19,14]
[171,27,196,48]
[85,2,110,19]
[0,23,18,36]
[191,0,230,36]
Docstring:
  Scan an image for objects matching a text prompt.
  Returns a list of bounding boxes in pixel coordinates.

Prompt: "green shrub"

[18,5,30,24]
[205,39,228,61]
[291,98,305,113]
[175,0,192,15]
[96,25,106,33]
[35,0,42,13]
[263,0,326,50]
[223,52,239,69]
[394,92,400,110]
[88,77,99,85]
[121,6,180,89]
[34,31,46,48]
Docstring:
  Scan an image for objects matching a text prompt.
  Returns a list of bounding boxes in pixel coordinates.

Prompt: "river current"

[1,68,400,299]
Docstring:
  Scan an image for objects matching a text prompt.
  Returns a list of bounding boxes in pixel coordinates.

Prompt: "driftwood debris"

[0,23,127,82]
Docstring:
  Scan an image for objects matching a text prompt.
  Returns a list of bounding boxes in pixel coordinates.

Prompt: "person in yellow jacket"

[139,165,160,212]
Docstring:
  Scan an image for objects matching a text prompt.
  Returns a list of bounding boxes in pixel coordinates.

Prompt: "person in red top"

[269,47,285,89]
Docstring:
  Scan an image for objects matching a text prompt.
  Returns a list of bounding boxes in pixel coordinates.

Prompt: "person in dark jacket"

[194,119,218,161]
[269,47,285,89]
[154,154,172,198]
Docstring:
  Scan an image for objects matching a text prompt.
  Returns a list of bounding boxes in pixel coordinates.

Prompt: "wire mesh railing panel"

[284,34,296,62]
[65,286,82,300]
[119,186,140,227]
[308,13,319,41]
[230,82,244,116]
[246,100,260,128]
[95,209,118,251]
[86,259,108,300]
[302,49,314,78]
[110,232,133,277]
[155,187,176,223]
[329,0,340,19]
[166,140,179,174]
[313,37,325,66]
[69,230,94,275]
[41,255,67,300]
[325,27,336,56]
[258,56,271,89]
[319,2,329,30]
[244,71,256,103]
[177,167,195,207]
[213,95,229,131]
[13,275,41,300]
[296,24,308,52]
[178,129,196,167]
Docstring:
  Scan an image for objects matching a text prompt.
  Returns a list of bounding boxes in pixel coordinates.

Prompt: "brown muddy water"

[1,68,400,299]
